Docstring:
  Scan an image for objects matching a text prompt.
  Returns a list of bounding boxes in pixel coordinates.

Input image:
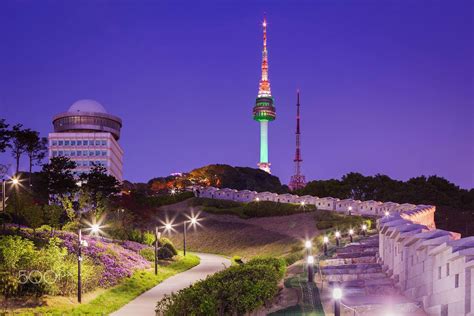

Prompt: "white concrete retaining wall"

[378,210,474,316]
[195,186,435,225]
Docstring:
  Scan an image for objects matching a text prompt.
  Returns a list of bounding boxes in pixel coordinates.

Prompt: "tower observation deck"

[253,16,276,174]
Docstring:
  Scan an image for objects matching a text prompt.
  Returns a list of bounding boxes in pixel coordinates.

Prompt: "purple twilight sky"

[0,0,473,188]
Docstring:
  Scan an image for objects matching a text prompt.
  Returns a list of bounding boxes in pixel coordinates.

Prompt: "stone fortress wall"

[197,186,474,315]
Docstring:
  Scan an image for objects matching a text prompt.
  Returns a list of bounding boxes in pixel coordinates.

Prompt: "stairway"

[317,235,428,316]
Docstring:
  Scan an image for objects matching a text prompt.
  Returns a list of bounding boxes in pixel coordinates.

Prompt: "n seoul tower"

[253,16,276,174]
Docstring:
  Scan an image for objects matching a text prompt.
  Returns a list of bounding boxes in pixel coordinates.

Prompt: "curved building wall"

[53,111,122,140]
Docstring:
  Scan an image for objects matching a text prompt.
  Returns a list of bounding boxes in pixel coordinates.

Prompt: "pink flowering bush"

[12,228,151,288]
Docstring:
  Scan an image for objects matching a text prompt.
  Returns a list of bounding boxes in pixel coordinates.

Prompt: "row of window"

[74,160,107,167]
[51,139,107,147]
[52,150,107,157]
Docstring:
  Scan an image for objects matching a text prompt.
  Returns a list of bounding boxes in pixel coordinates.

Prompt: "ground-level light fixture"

[307,255,314,283]
[362,224,367,236]
[323,236,329,256]
[349,229,354,242]
[333,287,343,316]
[305,240,312,257]
[385,211,390,217]
[255,197,260,202]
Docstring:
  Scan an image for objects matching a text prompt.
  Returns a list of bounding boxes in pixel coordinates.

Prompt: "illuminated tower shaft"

[289,90,306,191]
[253,16,276,173]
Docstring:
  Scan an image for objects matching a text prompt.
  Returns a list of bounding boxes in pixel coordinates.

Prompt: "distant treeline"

[296,172,474,236]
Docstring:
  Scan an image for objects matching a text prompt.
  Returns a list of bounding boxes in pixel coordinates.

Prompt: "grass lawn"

[8,252,199,316]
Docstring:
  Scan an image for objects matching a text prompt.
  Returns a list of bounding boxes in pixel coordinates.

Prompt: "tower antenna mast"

[289,90,306,190]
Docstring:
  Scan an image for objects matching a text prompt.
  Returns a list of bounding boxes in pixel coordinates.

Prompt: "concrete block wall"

[196,186,434,220]
[378,211,473,316]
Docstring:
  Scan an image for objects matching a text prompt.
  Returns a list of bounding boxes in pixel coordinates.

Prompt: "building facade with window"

[48,99,124,181]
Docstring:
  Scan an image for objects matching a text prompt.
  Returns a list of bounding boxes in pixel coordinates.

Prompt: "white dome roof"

[68,99,107,114]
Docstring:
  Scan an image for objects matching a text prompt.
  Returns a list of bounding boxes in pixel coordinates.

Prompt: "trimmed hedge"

[156,257,286,315]
[193,198,315,218]
[314,210,372,232]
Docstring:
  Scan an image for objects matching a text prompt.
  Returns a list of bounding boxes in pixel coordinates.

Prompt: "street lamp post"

[1,179,5,212]
[2,177,19,212]
[335,231,341,247]
[349,229,354,243]
[78,224,100,303]
[154,227,162,275]
[323,236,329,256]
[305,240,312,257]
[333,287,342,316]
[307,255,314,283]
[77,228,89,303]
[183,216,198,256]
[348,206,352,216]
[362,224,367,237]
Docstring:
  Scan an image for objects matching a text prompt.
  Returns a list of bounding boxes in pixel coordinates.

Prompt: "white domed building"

[48,99,124,181]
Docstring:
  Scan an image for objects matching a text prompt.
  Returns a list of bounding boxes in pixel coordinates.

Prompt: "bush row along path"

[111,253,231,316]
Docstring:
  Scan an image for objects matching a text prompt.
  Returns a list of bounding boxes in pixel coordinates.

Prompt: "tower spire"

[289,90,306,191]
[258,16,271,98]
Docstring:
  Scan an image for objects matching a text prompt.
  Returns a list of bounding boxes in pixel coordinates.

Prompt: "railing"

[341,301,361,316]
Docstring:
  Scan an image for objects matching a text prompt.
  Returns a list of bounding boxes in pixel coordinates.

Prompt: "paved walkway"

[111,253,230,316]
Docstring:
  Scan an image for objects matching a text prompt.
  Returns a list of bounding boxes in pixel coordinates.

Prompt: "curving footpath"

[111,253,230,316]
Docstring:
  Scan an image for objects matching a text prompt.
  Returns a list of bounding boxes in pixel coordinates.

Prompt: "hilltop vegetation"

[147,164,287,194]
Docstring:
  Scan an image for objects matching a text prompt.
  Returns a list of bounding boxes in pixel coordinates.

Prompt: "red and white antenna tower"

[289,90,306,191]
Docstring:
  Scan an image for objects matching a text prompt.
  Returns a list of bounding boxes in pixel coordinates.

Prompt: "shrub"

[156,257,285,315]
[159,237,178,256]
[139,248,155,261]
[143,231,156,246]
[232,255,243,265]
[0,235,101,297]
[157,247,174,260]
[62,220,80,233]
[314,210,370,233]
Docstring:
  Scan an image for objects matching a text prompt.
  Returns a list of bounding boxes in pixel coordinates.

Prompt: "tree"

[79,164,120,201]
[20,200,43,234]
[43,204,63,233]
[38,157,77,203]
[9,124,31,174]
[78,164,120,219]
[24,131,48,185]
[0,118,10,153]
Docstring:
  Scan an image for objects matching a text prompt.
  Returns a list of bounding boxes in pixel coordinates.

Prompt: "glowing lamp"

[307,255,314,264]
[362,224,367,231]
[323,236,329,244]
[305,240,312,249]
[332,287,343,300]
[335,231,341,238]
[91,224,100,234]
[11,178,19,185]
[349,229,354,235]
